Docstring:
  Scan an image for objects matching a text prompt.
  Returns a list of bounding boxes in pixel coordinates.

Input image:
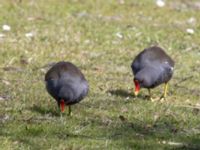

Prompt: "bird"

[131,46,174,100]
[45,61,89,115]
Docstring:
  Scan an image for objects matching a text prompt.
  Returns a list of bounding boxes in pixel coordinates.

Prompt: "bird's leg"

[148,89,151,98]
[57,101,61,112]
[164,82,168,98]
[148,89,153,101]
[68,106,72,116]
[57,101,63,119]
[160,82,168,102]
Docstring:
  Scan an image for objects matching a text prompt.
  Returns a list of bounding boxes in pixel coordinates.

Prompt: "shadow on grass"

[108,89,134,98]
[0,113,199,149]
[30,105,60,117]
[53,116,200,149]
[55,132,108,140]
[101,118,200,149]
[108,89,147,100]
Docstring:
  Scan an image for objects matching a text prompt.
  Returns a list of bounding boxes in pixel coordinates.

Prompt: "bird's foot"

[145,95,162,102]
[150,97,160,102]
[145,95,159,102]
[159,95,166,103]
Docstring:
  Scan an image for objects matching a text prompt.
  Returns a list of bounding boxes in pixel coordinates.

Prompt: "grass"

[0,0,200,149]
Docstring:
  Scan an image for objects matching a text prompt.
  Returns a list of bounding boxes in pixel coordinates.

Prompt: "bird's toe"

[159,95,166,102]
[150,97,159,102]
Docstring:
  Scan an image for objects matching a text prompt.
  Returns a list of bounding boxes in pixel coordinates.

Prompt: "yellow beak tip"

[134,91,139,96]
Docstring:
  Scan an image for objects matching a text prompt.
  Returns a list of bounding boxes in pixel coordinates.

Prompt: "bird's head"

[133,70,153,96]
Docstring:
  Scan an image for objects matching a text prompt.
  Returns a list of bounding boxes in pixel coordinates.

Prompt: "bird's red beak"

[134,79,140,96]
[60,99,65,113]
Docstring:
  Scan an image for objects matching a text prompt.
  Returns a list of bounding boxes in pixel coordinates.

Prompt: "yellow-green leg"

[160,82,168,101]
[163,82,168,98]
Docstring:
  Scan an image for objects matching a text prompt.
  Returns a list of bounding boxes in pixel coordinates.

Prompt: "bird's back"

[45,61,85,81]
[131,46,174,75]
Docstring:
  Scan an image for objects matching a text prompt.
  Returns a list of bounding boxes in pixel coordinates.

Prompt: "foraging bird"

[45,61,89,115]
[131,46,174,100]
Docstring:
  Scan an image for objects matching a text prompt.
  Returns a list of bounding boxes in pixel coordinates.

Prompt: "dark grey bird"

[45,61,89,115]
[131,46,174,100]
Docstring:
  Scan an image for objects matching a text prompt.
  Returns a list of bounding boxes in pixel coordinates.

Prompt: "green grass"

[0,0,200,149]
